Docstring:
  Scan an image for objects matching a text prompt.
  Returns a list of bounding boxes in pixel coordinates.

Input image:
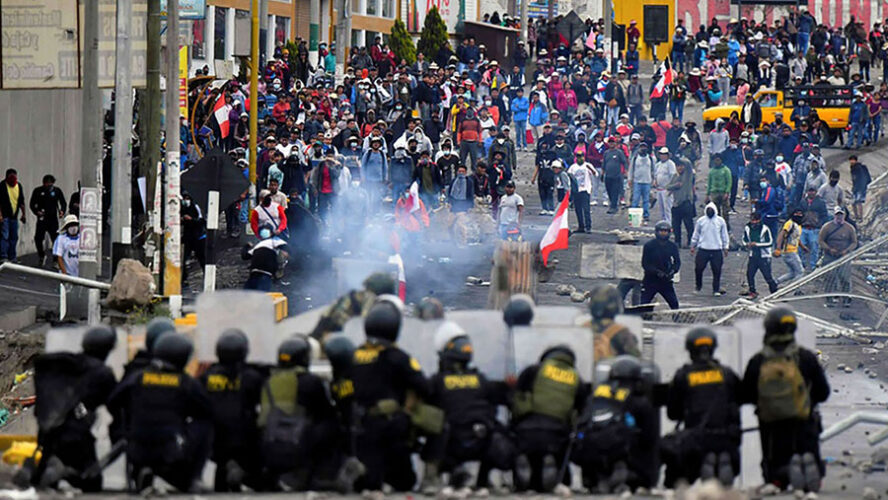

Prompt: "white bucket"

[628,207,643,228]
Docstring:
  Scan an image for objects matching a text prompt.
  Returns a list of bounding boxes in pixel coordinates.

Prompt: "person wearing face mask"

[816,170,845,219]
[754,124,778,159]
[29,174,67,267]
[242,223,287,291]
[640,221,681,309]
[447,164,476,213]
[390,146,416,202]
[775,209,807,286]
[755,176,784,239]
[741,211,778,299]
[0,169,27,263]
[52,215,80,277]
[250,192,288,241]
[387,101,410,141]
[690,202,729,296]
[435,140,460,187]
[818,207,857,306]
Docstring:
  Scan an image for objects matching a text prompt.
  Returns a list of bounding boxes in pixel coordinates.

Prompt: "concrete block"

[0,306,36,332]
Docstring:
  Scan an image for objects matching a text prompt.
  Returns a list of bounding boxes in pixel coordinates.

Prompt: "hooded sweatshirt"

[691,202,730,251]
[707,161,732,195]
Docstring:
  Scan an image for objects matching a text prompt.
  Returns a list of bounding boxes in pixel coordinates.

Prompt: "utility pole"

[335,0,351,72]
[163,0,182,296]
[80,0,102,280]
[520,0,528,43]
[603,0,614,72]
[249,0,259,189]
[310,0,320,66]
[259,0,269,65]
[112,0,134,271]
[143,0,162,219]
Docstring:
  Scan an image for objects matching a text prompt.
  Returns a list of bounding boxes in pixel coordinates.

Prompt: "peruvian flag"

[540,193,570,266]
[388,231,407,300]
[406,181,421,213]
[650,58,673,99]
[213,94,232,138]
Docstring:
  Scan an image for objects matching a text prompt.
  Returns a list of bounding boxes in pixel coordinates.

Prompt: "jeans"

[870,114,881,142]
[777,251,805,284]
[849,122,866,148]
[670,99,685,122]
[514,120,527,148]
[797,32,810,57]
[631,182,651,218]
[672,51,686,72]
[672,200,695,247]
[655,189,673,223]
[0,218,19,260]
[573,191,591,231]
[538,183,555,212]
[459,140,481,169]
[747,256,778,294]
[606,106,620,130]
[860,61,870,82]
[628,104,644,125]
[800,227,820,270]
[605,177,623,210]
[694,249,724,293]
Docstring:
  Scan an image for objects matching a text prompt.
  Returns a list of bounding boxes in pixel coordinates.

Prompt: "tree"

[417,6,450,61]
[389,19,417,65]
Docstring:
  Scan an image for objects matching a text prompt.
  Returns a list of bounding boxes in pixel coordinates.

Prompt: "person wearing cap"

[846,91,868,149]
[568,153,595,232]
[53,214,80,277]
[653,147,678,224]
[497,181,524,239]
[818,206,857,305]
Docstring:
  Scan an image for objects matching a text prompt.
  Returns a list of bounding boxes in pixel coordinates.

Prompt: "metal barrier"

[0,262,111,291]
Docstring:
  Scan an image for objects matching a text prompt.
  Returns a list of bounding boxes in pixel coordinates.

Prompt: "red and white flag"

[213,94,232,138]
[407,181,421,213]
[650,58,673,99]
[540,193,571,266]
[388,253,407,301]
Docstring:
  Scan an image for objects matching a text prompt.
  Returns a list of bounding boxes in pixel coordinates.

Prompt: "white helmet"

[375,294,405,314]
[434,321,466,353]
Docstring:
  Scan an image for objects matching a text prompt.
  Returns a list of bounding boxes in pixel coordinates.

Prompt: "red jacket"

[250,204,288,236]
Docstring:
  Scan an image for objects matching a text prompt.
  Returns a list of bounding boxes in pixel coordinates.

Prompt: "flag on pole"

[388,253,407,301]
[585,30,596,49]
[540,193,571,266]
[407,181,420,213]
[213,94,232,138]
[650,58,673,99]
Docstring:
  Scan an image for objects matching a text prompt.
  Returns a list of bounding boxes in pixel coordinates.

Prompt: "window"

[351,29,362,49]
[192,19,206,59]
[758,93,777,108]
[366,0,377,16]
[214,8,227,58]
[275,17,289,46]
[382,0,394,18]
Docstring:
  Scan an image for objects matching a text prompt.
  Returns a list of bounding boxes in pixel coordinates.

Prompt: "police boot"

[37,455,68,489]
[336,456,366,494]
[420,461,442,496]
[700,452,717,481]
[513,454,532,491]
[133,466,154,494]
[608,460,629,494]
[802,452,821,493]
[788,454,805,492]
[717,451,734,487]
[12,457,35,489]
[450,465,473,497]
[541,454,559,492]
[224,460,245,492]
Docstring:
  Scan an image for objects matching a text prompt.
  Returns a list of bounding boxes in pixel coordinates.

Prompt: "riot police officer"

[504,294,535,327]
[122,317,177,379]
[311,272,397,339]
[574,355,659,494]
[26,326,118,491]
[663,327,742,488]
[351,302,430,493]
[258,335,337,491]
[323,335,365,493]
[108,333,213,493]
[199,329,266,492]
[422,322,513,495]
[511,344,589,493]
[641,221,681,309]
[742,307,829,493]
[588,284,640,360]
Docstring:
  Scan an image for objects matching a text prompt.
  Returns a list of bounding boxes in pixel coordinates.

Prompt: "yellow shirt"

[6,183,20,215]
[781,220,801,253]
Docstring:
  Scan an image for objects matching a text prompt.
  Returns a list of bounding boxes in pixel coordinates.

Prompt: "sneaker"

[539,210,548,215]
[713,291,726,297]
[789,454,805,492]
[694,289,702,295]
[748,292,758,299]
[591,200,598,206]
[729,209,738,215]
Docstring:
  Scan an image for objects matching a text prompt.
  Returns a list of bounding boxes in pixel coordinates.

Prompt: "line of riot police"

[20,286,827,496]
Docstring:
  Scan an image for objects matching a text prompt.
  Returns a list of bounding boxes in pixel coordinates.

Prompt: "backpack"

[593,323,625,361]
[261,371,308,468]
[756,346,811,423]
[573,383,636,466]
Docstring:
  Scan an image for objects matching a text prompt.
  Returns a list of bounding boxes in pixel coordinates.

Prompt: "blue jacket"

[756,186,783,217]
[777,136,798,160]
[589,57,607,74]
[850,101,867,124]
[512,96,530,122]
[361,150,388,182]
[727,40,741,66]
[798,13,814,34]
[721,147,744,179]
[528,102,548,127]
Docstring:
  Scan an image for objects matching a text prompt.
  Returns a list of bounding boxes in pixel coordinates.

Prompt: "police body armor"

[436,369,495,460]
[202,365,260,456]
[573,382,637,467]
[682,363,739,435]
[127,369,191,464]
[516,356,579,424]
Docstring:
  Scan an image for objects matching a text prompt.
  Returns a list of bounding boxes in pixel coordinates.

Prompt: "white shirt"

[275,143,294,158]
[53,233,80,277]
[498,193,524,226]
[568,162,595,193]
[654,159,677,189]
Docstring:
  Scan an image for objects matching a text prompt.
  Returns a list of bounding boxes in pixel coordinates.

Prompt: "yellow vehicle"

[702,86,852,146]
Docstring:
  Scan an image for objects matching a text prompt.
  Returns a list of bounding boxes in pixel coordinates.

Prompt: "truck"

[702,86,853,146]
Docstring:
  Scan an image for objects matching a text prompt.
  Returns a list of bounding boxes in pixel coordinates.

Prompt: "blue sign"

[161,0,207,20]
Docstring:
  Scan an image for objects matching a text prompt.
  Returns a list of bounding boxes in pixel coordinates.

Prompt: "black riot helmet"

[541,344,576,366]
[442,335,473,364]
[278,335,311,368]
[323,335,356,373]
[503,294,535,327]
[609,355,642,382]
[82,325,117,361]
[364,302,402,342]
[216,329,249,365]
[685,326,718,363]
[588,284,623,320]
[153,333,194,371]
[363,272,397,295]
[145,317,176,353]
[763,307,798,347]
[655,220,671,240]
